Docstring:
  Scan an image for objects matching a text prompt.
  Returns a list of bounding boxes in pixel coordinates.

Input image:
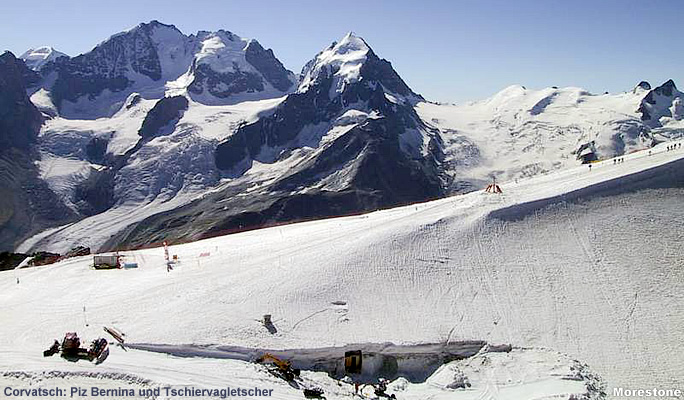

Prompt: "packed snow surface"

[3,141,684,398]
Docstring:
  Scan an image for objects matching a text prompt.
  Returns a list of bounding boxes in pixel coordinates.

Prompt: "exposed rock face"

[244,40,295,92]
[0,52,43,151]
[107,34,445,249]
[35,22,295,117]
[634,81,651,92]
[357,50,419,99]
[73,166,119,215]
[188,63,265,98]
[0,252,28,271]
[637,80,682,125]
[85,137,109,163]
[138,96,189,139]
[214,71,337,170]
[0,53,75,250]
[654,79,677,97]
[186,31,295,100]
[45,21,174,108]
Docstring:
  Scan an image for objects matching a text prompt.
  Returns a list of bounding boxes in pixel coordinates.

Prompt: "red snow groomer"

[43,332,109,364]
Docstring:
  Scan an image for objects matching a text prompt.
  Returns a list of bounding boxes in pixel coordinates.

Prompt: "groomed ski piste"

[1,141,683,399]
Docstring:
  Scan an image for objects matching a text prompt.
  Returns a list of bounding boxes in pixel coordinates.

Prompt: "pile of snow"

[0,346,598,400]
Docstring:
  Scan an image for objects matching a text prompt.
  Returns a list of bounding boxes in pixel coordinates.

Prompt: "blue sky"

[2,0,682,102]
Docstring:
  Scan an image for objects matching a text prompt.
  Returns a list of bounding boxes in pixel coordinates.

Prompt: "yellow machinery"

[255,353,300,381]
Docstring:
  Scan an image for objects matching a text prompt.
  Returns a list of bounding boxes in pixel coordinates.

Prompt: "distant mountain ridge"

[638,79,683,125]
[0,52,76,250]
[1,21,682,253]
[19,47,68,71]
[33,21,296,118]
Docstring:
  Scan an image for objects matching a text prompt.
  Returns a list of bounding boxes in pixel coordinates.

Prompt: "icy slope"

[416,83,683,187]
[19,95,284,253]
[2,141,683,398]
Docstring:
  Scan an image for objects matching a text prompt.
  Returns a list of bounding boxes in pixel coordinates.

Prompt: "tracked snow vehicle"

[43,332,109,364]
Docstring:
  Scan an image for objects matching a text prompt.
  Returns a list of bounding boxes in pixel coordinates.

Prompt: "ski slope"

[2,141,684,399]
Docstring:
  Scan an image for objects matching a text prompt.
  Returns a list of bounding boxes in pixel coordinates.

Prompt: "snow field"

[3,141,684,398]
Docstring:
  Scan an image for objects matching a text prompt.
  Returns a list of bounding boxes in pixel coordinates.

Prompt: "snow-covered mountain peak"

[297,32,421,104]
[94,20,182,51]
[183,29,296,103]
[633,80,652,93]
[298,33,371,96]
[654,79,677,96]
[638,79,682,126]
[193,30,252,73]
[482,84,528,109]
[19,46,68,71]
[337,31,370,52]
[125,20,181,36]
[32,22,295,117]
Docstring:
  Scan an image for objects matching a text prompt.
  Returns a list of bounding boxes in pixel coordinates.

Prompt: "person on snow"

[374,378,396,399]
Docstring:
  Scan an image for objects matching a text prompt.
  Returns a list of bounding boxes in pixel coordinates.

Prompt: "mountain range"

[1,20,682,253]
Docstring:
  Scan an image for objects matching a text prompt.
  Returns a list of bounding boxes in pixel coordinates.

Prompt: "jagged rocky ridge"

[637,80,683,126]
[104,34,449,249]
[37,21,296,118]
[0,52,75,250]
[5,23,684,252]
